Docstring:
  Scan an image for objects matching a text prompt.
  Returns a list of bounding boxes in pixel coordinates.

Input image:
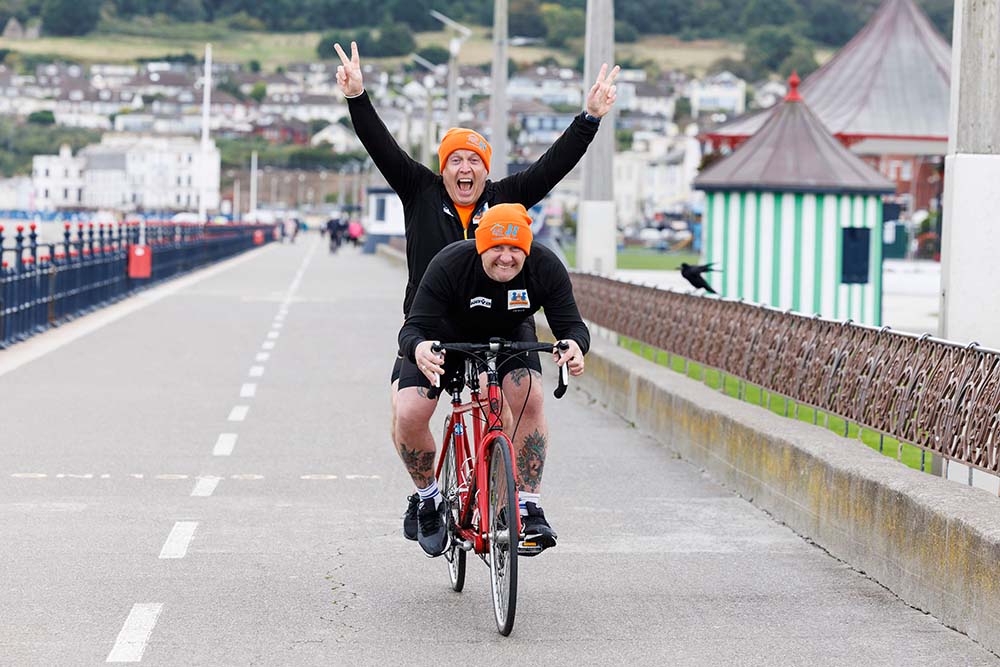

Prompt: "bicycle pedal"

[517,541,545,557]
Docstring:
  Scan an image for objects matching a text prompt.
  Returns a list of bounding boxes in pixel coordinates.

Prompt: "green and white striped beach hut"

[693,75,896,325]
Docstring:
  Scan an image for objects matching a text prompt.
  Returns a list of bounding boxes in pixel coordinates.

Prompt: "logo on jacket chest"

[470,296,492,309]
[508,289,530,310]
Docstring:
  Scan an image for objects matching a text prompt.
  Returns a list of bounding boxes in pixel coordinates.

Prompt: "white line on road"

[272,322,284,329]
[255,352,270,362]
[159,521,198,559]
[107,603,163,663]
[191,476,222,497]
[228,406,249,422]
[240,383,257,397]
[248,366,265,377]
[213,433,238,456]
[262,341,276,350]
[267,331,280,339]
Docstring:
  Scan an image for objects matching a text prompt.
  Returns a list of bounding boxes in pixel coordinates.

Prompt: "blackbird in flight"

[680,262,718,294]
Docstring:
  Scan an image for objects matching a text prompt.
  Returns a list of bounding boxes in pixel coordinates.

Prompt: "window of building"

[900,160,913,181]
[44,188,49,198]
[63,188,68,200]
[78,189,82,202]
[375,197,386,222]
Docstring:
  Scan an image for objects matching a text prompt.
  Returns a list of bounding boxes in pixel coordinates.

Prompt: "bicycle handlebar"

[427,339,571,399]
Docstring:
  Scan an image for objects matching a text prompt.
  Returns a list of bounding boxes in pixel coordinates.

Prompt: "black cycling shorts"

[390,317,540,390]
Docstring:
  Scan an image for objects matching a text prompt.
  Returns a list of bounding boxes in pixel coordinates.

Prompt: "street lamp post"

[430,10,471,129]
[490,0,509,179]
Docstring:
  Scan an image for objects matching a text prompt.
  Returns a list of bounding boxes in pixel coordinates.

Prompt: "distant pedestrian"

[348,220,363,247]
[680,262,719,294]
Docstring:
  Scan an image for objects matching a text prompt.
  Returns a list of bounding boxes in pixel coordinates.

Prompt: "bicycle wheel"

[487,435,518,636]
[439,431,466,592]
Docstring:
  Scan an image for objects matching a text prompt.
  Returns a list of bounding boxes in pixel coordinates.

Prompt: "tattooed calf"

[398,442,436,487]
[516,429,547,492]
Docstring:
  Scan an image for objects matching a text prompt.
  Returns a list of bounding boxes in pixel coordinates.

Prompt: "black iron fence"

[571,273,1000,477]
[1,221,276,349]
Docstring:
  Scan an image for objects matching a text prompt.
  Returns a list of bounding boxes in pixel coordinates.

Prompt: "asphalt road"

[1,234,995,665]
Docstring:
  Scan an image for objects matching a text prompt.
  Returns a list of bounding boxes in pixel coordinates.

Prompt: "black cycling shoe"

[403,493,419,541]
[518,502,558,556]
[417,496,448,557]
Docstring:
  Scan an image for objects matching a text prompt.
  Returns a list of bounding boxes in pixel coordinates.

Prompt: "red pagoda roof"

[694,73,897,195]
[704,0,950,148]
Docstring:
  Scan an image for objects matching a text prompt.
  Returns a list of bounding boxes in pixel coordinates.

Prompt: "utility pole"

[938,0,1000,490]
[489,0,509,179]
[430,10,471,129]
[249,150,258,219]
[577,0,616,274]
[412,54,440,168]
[233,178,240,222]
[198,43,212,223]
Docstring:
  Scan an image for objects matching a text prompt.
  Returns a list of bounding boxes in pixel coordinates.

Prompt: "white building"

[33,144,85,208]
[33,135,220,213]
[613,130,703,226]
[689,71,746,118]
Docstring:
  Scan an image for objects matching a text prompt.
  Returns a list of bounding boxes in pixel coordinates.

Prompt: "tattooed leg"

[394,386,439,487]
[502,370,548,493]
[397,442,436,488]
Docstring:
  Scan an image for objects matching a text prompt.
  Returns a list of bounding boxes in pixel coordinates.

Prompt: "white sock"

[519,492,540,516]
[417,480,441,504]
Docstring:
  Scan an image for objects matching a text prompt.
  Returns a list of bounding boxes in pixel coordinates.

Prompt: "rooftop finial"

[785,71,803,102]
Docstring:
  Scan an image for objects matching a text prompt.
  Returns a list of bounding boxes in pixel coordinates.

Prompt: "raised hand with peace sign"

[334,41,364,98]
[584,63,621,119]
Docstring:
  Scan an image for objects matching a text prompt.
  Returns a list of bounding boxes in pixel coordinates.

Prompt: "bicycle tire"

[440,430,466,592]
[487,435,518,636]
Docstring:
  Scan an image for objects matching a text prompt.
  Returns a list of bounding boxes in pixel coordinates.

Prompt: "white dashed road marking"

[255,352,270,362]
[267,331,280,340]
[248,366,264,378]
[159,521,198,559]
[191,476,222,497]
[262,341,276,350]
[240,383,257,398]
[227,406,249,422]
[213,433,238,456]
[106,603,163,663]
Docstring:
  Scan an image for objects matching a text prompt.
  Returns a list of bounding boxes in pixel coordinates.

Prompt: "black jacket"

[347,90,600,314]
[398,240,590,361]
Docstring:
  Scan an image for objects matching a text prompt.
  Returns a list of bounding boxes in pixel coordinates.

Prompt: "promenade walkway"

[0,235,993,664]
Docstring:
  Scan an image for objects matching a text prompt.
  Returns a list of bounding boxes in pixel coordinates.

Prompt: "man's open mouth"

[457,178,474,194]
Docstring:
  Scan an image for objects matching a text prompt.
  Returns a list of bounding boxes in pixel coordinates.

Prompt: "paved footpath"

[1,234,995,666]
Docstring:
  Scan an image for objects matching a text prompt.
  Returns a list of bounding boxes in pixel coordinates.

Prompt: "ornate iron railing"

[1,221,276,349]
[571,272,1000,476]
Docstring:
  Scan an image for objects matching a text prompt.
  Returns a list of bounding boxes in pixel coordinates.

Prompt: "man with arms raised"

[396,204,589,556]
[333,41,615,542]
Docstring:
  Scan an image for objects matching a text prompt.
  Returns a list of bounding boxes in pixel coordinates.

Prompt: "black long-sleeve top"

[398,240,590,361]
[347,90,600,315]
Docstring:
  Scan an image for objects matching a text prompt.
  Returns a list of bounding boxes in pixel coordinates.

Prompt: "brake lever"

[554,341,569,399]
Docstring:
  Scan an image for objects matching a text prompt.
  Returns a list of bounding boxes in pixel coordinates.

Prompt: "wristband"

[582,111,601,124]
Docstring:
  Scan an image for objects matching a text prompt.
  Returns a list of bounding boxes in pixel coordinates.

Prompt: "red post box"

[253,229,264,245]
[128,244,152,278]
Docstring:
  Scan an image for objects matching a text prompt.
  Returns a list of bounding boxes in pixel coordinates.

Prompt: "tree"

[373,22,415,57]
[27,110,55,125]
[510,0,545,38]
[805,0,864,46]
[739,0,800,29]
[249,81,267,103]
[540,3,585,48]
[674,96,692,123]
[248,59,261,73]
[779,46,819,79]
[744,25,799,78]
[615,20,638,43]
[416,45,450,66]
[41,0,101,36]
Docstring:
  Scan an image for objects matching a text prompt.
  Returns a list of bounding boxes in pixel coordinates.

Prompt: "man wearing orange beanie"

[335,41,617,547]
[395,203,589,556]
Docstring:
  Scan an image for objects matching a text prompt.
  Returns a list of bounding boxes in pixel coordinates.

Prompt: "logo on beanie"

[467,133,488,151]
[490,223,519,241]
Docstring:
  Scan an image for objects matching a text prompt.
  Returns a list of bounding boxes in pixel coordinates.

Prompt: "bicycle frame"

[434,354,520,556]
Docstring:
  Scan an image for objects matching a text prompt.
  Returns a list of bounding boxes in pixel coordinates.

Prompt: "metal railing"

[1,221,275,349]
[571,272,1000,477]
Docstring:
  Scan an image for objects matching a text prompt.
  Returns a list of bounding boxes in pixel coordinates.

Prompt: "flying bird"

[680,262,719,294]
